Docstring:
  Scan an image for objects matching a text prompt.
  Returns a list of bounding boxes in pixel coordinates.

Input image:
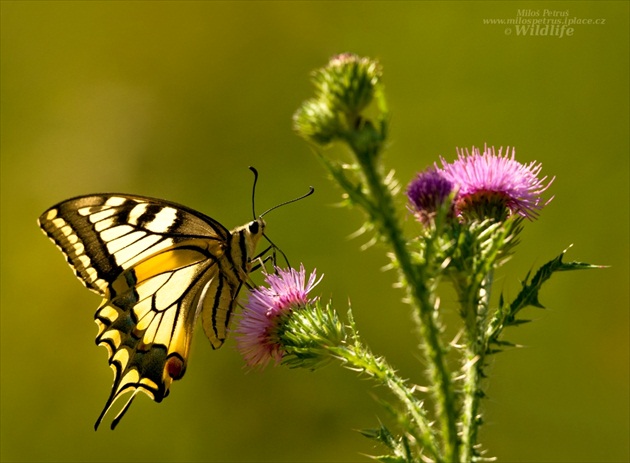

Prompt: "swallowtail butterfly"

[38,170,311,429]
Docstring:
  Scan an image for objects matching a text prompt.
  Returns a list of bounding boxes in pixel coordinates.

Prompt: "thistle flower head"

[406,169,455,225]
[235,265,322,368]
[437,146,554,221]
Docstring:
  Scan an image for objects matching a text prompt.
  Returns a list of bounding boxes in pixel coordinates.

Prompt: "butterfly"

[38,169,312,430]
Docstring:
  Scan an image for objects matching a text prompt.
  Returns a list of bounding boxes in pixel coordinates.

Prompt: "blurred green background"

[1,1,628,462]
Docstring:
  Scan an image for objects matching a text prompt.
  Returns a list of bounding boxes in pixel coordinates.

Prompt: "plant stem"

[353,150,460,462]
[460,271,492,461]
[460,351,482,462]
[330,343,440,461]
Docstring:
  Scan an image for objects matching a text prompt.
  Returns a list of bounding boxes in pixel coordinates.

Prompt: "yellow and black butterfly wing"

[92,241,226,429]
[38,194,232,295]
[38,194,242,429]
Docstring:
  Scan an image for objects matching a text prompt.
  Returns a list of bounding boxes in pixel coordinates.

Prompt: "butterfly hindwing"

[38,194,265,429]
[93,242,218,429]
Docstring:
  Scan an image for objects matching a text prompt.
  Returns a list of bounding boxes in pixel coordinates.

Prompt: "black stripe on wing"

[38,194,231,295]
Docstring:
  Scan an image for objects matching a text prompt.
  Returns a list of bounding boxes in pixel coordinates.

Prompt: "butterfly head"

[230,218,266,273]
[246,218,266,237]
[245,217,266,250]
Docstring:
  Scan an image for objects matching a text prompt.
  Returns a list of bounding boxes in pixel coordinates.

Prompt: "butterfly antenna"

[249,166,259,220]
[259,186,315,218]
[248,168,313,268]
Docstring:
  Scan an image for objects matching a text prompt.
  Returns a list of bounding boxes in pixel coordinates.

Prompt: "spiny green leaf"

[359,424,416,463]
[487,246,604,350]
[358,424,397,449]
[508,245,603,318]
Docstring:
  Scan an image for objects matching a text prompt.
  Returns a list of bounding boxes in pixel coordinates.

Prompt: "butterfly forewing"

[38,195,231,293]
[38,194,265,429]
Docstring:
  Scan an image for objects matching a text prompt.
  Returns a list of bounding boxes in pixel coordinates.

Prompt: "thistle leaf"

[508,246,603,319]
[359,424,416,463]
[358,424,397,448]
[487,246,604,348]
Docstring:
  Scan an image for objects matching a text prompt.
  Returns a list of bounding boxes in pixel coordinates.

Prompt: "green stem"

[353,151,459,462]
[460,352,481,463]
[460,271,493,462]
[329,343,440,461]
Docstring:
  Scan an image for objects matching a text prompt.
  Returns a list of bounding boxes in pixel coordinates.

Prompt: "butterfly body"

[38,194,265,429]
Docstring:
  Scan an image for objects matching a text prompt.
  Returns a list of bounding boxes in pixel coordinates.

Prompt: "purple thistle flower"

[406,169,454,225]
[436,146,554,221]
[235,265,322,368]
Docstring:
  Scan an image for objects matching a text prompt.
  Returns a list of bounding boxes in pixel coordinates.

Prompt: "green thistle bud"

[280,301,346,370]
[293,53,384,147]
[312,53,382,117]
[292,98,341,145]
